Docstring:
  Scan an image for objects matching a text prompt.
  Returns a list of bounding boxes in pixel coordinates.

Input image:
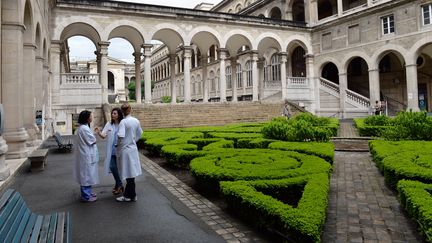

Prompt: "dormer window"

[422,4,432,25]
[381,15,394,35]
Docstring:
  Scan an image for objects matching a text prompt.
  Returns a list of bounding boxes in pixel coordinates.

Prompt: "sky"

[68,0,222,63]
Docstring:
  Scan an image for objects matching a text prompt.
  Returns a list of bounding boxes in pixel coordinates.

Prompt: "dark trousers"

[124,178,136,198]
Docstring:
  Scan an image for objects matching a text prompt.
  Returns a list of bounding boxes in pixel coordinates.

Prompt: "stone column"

[0,0,9,178]
[367,0,373,7]
[339,72,348,118]
[368,68,380,106]
[406,63,420,111]
[169,54,177,104]
[308,0,318,24]
[231,58,238,102]
[251,51,259,101]
[43,63,50,139]
[202,55,209,102]
[218,49,228,102]
[35,56,44,111]
[98,41,109,104]
[306,55,317,112]
[2,22,29,158]
[258,58,265,100]
[133,51,142,103]
[183,47,192,103]
[23,42,38,145]
[280,52,288,100]
[143,44,152,103]
[337,0,343,16]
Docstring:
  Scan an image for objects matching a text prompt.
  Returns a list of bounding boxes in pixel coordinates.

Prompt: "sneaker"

[116,196,137,202]
[81,196,97,202]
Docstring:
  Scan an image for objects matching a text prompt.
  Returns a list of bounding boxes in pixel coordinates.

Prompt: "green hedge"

[269,141,334,163]
[160,144,206,168]
[142,131,203,155]
[397,180,432,241]
[220,174,329,243]
[354,118,388,137]
[190,149,331,190]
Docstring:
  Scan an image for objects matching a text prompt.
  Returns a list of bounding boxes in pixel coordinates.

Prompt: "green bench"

[0,189,71,243]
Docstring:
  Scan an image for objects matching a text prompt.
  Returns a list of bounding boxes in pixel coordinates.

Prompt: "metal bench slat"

[20,213,37,243]
[54,213,64,243]
[0,192,21,228]
[0,197,25,241]
[29,215,43,243]
[46,214,57,243]
[0,190,14,211]
[4,202,28,243]
[10,207,31,243]
[65,212,71,243]
[37,215,51,243]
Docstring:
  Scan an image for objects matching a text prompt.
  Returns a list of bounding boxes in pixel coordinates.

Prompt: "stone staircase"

[128,101,285,129]
[332,119,370,152]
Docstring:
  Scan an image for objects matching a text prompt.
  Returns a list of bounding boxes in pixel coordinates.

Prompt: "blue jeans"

[80,186,93,200]
[110,155,122,188]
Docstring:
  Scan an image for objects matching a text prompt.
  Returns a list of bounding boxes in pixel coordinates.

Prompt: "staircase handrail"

[346,89,370,107]
[319,77,340,94]
[382,94,407,109]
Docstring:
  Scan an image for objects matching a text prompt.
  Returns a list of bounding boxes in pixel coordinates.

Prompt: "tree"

[127,80,154,101]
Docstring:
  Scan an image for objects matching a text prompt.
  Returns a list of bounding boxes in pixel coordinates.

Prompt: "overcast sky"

[68,0,222,62]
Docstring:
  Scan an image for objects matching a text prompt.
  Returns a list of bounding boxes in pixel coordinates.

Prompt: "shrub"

[382,111,432,141]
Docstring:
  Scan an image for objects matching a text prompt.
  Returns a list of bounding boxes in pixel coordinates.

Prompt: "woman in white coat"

[74,110,99,202]
[116,103,143,202]
[95,107,124,195]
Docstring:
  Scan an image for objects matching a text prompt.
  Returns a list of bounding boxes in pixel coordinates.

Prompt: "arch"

[223,31,254,55]
[269,7,282,19]
[151,27,184,53]
[54,17,103,41]
[258,14,265,18]
[321,62,340,84]
[255,33,283,57]
[23,0,33,43]
[235,4,243,12]
[409,38,432,64]
[342,51,372,71]
[291,0,305,22]
[108,71,115,91]
[371,44,407,68]
[291,46,306,77]
[60,22,101,46]
[107,25,145,52]
[189,28,222,54]
[35,23,41,56]
[346,57,370,97]
[285,36,313,55]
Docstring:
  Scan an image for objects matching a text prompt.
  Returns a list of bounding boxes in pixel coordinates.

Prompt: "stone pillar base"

[0,137,10,181]
[4,128,29,159]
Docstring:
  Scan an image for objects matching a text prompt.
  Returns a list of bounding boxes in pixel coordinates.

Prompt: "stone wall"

[118,102,286,129]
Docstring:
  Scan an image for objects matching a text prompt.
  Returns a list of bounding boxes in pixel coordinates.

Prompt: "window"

[226,66,232,89]
[271,55,280,81]
[381,15,395,35]
[236,64,242,88]
[423,4,432,25]
[246,61,253,87]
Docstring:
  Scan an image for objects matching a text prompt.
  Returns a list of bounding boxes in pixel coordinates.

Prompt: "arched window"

[235,4,242,12]
[236,64,243,88]
[269,7,282,19]
[292,0,305,21]
[246,61,253,87]
[210,71,215,91]
[108,71,115,91]
[291,47,306,77]
[271,54,281,81]
[226,66,232,89]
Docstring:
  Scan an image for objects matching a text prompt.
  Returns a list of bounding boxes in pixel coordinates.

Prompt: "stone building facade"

[0,0,431,169]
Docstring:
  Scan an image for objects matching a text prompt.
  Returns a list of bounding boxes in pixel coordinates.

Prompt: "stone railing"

[319,78,340,94]
[61,73,100,86]
[346,89,370,108]
[288,77,308,86]
[264,80,281,88]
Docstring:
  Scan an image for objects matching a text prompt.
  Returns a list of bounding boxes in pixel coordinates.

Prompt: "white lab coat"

[101,122,118,175]
[74,124,99,186]
[117,115,143,180]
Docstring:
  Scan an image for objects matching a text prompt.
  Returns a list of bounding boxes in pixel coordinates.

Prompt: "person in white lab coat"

[95,107,124,195]
[74,110,99,202]
[116,103,143,202]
